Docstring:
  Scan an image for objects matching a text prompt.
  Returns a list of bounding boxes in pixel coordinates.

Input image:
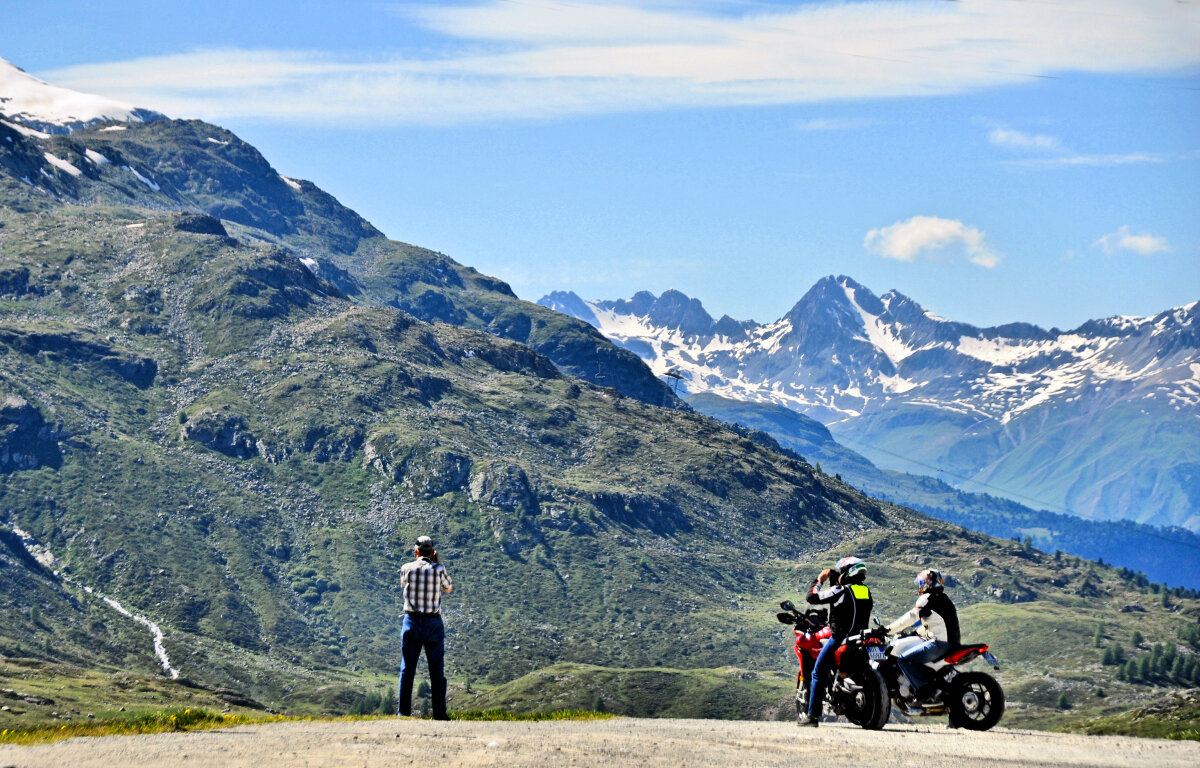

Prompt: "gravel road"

[2,718,1197,768]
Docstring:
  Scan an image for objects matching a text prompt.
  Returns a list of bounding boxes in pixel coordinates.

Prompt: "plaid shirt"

[400,557,453,614]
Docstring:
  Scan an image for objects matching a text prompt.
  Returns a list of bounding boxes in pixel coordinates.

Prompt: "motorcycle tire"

[794,681,809,720]
[839,667,890,730]
[947,671,1004,731]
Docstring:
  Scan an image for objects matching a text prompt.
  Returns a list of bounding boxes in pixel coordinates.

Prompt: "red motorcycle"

[776,600,890,729]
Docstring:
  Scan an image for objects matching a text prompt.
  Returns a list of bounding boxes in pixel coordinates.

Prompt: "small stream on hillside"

[9,524,180,679]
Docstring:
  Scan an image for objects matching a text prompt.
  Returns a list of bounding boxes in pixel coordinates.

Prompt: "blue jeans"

[897,639,950,693]
[398,613,447,718]
[808,635,843,718]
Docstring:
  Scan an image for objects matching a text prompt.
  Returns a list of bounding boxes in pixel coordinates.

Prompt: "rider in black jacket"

[801,556,873,727]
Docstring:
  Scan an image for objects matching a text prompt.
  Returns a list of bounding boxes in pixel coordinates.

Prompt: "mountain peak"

[0,58,164,134]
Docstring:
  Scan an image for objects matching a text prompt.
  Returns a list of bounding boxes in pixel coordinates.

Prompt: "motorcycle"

[776,600,890,730]
[869,619,1005,731]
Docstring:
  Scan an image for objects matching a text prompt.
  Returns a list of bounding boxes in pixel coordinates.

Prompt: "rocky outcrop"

[0,395,63,471]
[172,212,229,237]
[469,464,539,515]
[587,491,691,535]
[180,407,259,459]
[0,328,157,389]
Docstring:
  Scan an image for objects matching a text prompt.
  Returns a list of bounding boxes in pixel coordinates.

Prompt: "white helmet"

[836,556,866,581]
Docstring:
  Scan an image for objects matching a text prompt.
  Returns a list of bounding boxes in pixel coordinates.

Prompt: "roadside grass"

[0,707,613,745]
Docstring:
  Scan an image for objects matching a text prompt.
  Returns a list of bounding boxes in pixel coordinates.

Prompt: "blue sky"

[3,0,1198,328]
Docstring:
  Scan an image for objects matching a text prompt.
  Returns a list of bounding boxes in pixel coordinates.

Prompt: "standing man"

[398,535,454,720]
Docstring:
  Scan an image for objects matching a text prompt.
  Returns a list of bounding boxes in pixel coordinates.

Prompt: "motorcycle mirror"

[776,612,796,625]
[871,616,881,628]
[780,600,797,612]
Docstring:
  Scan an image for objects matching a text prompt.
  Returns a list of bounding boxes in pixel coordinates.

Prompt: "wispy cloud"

[864,216,1000,269]
[795,118,873,132]
[1092,225,1172,256]
[1003,152,1167,168]
[37,0,1200,125]
[988,127,1063,153]
[986,121,1169,169]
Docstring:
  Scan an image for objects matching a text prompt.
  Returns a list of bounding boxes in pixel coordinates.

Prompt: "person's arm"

[886,595,927,634]
[440,565,454,594]
[805,570,840,605]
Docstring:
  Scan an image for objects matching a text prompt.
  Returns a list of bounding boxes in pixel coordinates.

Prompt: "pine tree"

[381,686,397,715]
[1139,656,1152,681]
[1171,656,1186,682]
[1093,625,1104,648]
[1057,694,1070,710]
[1132,630,1144,647]
[1102,647,1114,665]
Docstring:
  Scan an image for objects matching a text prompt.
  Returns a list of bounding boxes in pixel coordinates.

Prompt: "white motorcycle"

[868,622,1004,731]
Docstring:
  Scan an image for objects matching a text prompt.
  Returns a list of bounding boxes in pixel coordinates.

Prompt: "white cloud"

[1092,226,1172,256]
[36,0,1200,125]
[795,117,873,132]
[1002,152,1166,168]
[864,216,1000,269]
[988,127,1063,152]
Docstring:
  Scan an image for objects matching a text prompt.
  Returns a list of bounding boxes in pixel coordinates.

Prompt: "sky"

[2,0,1198,329]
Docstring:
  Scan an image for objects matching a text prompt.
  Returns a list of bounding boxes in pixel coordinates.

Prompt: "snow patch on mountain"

[841,279,916,367]
[124,165,160,191]
[0,57,163,133]
[43,151,82,177]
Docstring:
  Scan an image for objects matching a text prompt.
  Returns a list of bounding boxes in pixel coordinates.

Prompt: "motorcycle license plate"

[982,651,999,668]
[867,646,887,661]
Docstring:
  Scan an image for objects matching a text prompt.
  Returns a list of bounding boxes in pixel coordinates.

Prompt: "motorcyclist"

[886,568,960,701]
[801,555,873,727]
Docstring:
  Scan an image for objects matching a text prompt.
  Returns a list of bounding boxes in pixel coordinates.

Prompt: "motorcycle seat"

[941,643,989,664]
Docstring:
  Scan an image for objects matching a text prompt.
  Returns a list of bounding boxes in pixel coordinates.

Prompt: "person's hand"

[818,568,833,583]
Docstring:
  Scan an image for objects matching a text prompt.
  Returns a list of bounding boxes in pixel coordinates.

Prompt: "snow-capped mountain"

[541,277,1200,530]
[0,58,162,134]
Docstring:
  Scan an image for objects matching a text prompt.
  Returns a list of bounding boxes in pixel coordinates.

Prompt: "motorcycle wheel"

[839,667,890,730]
[794,681,809,720]
[947,671,1004,731]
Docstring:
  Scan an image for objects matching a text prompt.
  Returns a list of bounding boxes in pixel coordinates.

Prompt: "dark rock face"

[0,329,157,389]
[180,408,259,459]
[172,212,229,237]
[0,395,63,471]
[587,491,691,535]
[0,266,30,295]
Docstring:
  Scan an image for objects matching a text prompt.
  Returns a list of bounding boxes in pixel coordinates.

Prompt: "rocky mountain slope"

[540,280,1200,531]
[0,63,1197,734]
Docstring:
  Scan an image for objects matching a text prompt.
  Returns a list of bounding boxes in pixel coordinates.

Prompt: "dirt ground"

[2,717,1197,768]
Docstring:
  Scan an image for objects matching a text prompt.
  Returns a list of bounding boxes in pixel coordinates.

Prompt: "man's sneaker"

[799,714,820,727]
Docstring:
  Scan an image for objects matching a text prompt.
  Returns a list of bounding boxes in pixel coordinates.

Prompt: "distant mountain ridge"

[540,278,1200,530]
[685,392,1200,588]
